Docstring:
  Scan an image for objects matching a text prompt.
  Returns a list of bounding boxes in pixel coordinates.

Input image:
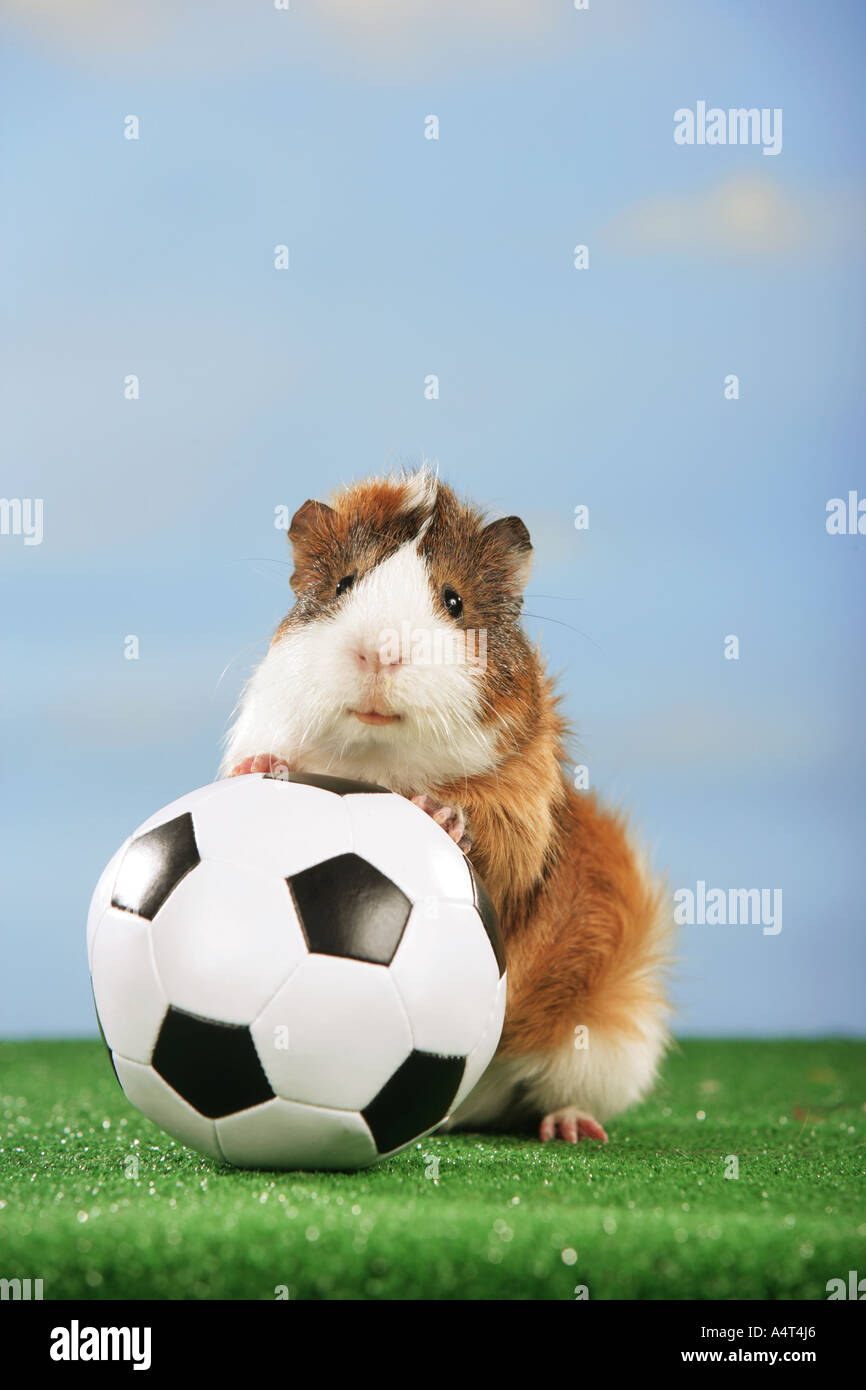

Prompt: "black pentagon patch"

[288,853,411,964]
[363,1050,466,1155]
[265,770,390,796]
[111,813,200,921]
[152,1007,273,1119]
[468,862,506,977]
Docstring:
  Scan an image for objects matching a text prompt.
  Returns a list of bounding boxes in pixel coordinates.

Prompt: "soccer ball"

[87,772,506,1170]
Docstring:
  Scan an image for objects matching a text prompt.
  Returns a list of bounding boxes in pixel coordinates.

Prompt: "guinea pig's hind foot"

[539,1107,609,1144]
[409,793,472,853]
[228,754,294,779]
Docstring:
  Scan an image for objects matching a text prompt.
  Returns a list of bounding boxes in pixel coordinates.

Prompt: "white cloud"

[605,173,866,260]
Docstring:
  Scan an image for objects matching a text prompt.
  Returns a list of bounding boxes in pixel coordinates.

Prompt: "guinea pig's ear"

[481,515,532,595]
[288,499,335,592]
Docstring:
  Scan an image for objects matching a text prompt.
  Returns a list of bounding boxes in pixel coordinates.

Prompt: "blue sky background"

[1,0,864,1037]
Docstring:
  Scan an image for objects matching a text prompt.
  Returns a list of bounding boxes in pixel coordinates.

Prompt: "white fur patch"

[221,536,499,792]
[396,464,438,521]
[448,1011,668,1130]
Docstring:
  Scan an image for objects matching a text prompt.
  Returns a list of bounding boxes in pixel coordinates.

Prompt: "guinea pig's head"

[250,470,540,791]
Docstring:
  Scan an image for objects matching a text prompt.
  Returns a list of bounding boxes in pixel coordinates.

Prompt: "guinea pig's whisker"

[522,611,605,653]
[457,704,492,764]
[215,633,274,691]
[234,556,292,571]
[231,557,294,588]
[474,690,521,762]
[446,702,493,798]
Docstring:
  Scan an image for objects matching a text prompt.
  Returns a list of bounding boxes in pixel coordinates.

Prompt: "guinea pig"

[221,468,672,1143]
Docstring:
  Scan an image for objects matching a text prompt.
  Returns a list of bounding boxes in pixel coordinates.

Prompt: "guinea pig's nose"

[354,645,403,671]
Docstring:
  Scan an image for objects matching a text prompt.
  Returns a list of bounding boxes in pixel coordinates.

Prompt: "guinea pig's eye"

[442,585,463,620]
[335,572,357,598]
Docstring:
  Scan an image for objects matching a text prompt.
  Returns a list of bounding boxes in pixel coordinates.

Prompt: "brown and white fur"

[220,469,672,1143]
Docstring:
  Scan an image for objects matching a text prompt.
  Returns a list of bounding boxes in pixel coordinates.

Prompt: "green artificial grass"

[0,1038,863,1300]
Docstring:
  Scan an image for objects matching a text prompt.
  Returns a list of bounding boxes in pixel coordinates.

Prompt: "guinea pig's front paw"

[228,754,294,779]
[410,793,472,854]
[540,1107,609,1144]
